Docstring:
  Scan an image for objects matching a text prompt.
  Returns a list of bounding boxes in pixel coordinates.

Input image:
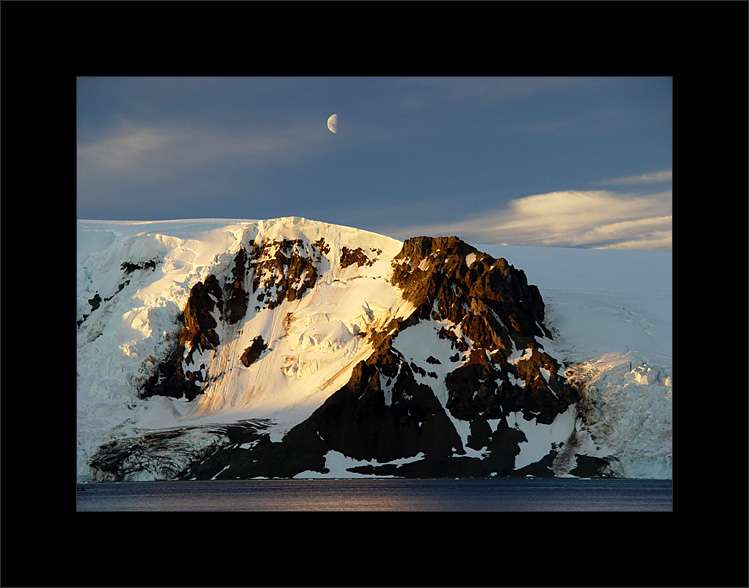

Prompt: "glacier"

[77,217,671,481]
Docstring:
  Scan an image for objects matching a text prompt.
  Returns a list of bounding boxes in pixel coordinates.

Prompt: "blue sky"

[77,77,672,249]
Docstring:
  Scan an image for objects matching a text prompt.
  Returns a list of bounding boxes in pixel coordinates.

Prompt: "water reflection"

[76,478,673,512]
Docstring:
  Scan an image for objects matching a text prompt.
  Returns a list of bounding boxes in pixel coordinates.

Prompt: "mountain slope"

[77,217,672,481]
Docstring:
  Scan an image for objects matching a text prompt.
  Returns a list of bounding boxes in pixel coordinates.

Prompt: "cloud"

[77,124,177,175]
[76,116,338,217]
[388,190,672,250]
[77,117,329,187]
[597,169,672,185]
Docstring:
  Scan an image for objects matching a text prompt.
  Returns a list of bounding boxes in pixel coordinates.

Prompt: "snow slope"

[77,218,671,481]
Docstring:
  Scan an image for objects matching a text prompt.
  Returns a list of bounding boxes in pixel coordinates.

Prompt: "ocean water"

[76,478,672,511]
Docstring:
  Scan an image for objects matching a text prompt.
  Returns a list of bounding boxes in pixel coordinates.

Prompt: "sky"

[77,76,672,250]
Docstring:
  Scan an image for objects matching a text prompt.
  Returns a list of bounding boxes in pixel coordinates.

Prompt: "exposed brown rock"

[239,336,267,367]
[251,238,322,309]
[178,274,222,362]
[391,236,549,352]
[313,237,330,255]
[223,247,249,324]
[340,246,375,268]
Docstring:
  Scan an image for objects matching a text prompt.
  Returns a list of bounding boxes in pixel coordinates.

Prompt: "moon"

[327,114,338,134]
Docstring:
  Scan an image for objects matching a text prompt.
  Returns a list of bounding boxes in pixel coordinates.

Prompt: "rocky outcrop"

[340,246,379,268]
[179,275,223,361]
[121,259,158,274]
[239,336,267,367]
[304,344,464,463]
[251,238,323,309]
[223,247,250,324]
[392,236,549,350]
[141,338,202,401]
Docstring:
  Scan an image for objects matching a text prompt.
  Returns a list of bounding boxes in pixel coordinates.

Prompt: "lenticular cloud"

[493,190,672,249]
[396,189,672,250]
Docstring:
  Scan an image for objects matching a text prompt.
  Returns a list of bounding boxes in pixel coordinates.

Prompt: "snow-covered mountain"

[77,217,672,481]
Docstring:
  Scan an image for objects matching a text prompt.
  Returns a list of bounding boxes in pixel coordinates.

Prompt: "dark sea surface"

[76,478,672,511]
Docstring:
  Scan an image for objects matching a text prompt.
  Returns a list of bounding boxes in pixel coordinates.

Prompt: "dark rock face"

[392,236,549,350]
[240,336,267,367]
[251,238,323,309]
[569,454,615,478]
[121,259,158,274]
[142,274,223,401]
[179,275,223,362]
[88,293,102,312]
[303,345,465,463]
[141,337,202,401]
[340,246,379,268]
[223,247,249,324]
